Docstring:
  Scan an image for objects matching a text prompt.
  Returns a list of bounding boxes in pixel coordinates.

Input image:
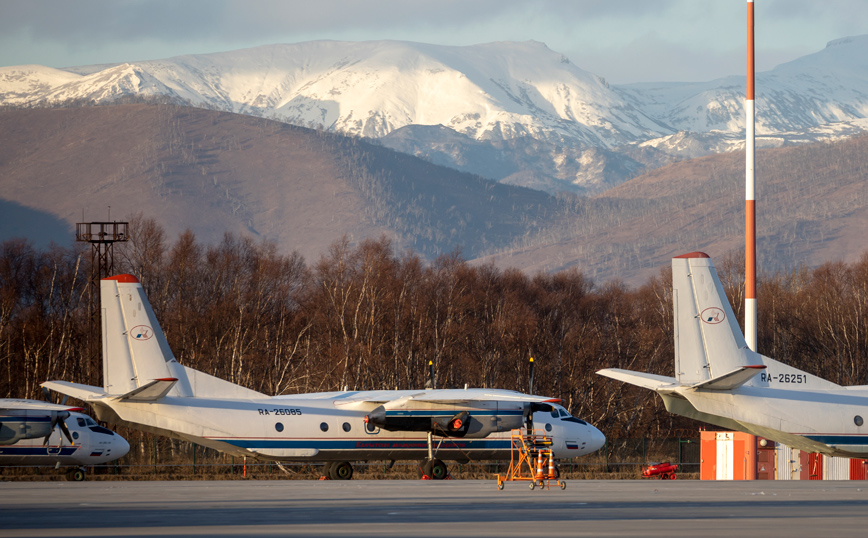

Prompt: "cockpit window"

[85,418,97,426]
[76,417,86,427]
[550,409,559,418]
[559,409,569,417]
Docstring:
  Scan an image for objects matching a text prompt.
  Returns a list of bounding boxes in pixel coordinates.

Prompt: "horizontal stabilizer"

[41,381,106,402]
[115,378,178,401]
[688,365,766,391]
[597,369,679,391]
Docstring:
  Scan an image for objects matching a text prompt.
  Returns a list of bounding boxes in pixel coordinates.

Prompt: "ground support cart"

[496,429,566,490]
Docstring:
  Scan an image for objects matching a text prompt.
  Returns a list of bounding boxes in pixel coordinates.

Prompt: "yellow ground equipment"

[497,429,566,490]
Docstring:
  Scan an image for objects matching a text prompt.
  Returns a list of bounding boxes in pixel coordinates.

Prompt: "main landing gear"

[321,461,354,480]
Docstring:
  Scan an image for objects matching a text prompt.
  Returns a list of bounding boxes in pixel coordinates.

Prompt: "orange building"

[701,430,868,480]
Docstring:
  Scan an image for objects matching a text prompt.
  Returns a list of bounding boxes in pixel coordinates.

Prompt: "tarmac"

[2,479,868,537]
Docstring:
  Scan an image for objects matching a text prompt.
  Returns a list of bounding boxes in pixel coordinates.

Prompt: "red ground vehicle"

[643,462,678,480]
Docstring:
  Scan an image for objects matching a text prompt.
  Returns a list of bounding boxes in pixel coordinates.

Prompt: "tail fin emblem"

[131,325,153,341]
[701,307,725,324]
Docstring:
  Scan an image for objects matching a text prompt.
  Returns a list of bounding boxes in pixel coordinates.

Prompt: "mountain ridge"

[1,103,866,285]
[6,37,868,195]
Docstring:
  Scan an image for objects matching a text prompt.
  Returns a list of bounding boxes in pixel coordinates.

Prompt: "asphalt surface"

[2,479,868,537]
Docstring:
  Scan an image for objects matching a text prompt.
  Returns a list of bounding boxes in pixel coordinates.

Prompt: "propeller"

[41,386,68,406]
[43,411,74,446]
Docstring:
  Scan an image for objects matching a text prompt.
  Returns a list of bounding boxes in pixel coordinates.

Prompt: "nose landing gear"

[65,467,86,481]
[419,458,449,480]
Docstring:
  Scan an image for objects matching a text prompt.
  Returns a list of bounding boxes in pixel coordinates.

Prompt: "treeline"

[2,217,867,439]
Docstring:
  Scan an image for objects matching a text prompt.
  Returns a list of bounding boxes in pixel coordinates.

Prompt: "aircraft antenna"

[426,360,435,390]
[528,357,535,394]
[745,0,757,351]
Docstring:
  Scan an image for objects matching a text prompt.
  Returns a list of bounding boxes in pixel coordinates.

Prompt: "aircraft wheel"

[321,462,335,478]
[331,461,353,480]
[67,469,85,482]
[428,458,448,480]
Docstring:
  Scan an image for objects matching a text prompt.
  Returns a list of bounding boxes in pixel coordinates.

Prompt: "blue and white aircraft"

[0,399,130,480]
[599,252,868,458]
[43,274,605,480]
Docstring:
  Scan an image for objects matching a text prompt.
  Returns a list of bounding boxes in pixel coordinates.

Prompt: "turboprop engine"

[364,406,521,438]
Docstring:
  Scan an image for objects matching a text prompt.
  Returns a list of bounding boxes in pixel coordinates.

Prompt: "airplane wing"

[395,388,559,403]
[334,389,560,408]
[687,365,766,391]
[0,399,84,412]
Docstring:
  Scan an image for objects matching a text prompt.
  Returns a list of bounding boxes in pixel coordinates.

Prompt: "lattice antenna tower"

[76,219,129,385]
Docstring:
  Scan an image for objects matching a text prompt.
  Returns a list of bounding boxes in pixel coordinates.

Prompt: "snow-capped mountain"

[0,41,668,148]
[4,36,868,194]
[615,35,868,134]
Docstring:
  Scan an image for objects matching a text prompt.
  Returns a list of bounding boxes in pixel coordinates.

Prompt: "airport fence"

[1,437,701,481]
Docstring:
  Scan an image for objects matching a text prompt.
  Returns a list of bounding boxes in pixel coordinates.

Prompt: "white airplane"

[598,252,868,458]
[0,399,130,480]
[43,274,605,480]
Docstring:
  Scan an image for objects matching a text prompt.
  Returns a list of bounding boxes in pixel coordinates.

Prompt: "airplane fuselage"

[664,384,868,457]
[89,390,603,462]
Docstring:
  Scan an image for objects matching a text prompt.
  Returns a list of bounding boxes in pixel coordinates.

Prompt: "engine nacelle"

[0,410,71,446]
[364,406,518,438]
[0,418,52,445]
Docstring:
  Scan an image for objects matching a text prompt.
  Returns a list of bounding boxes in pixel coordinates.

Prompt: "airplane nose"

[114,434,131,459]
[588,425,606,453]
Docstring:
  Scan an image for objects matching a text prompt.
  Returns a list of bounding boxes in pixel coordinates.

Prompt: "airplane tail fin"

[672,253,751,383]
[672,252,838,390]
[101,276,266,400]
[101,275,194,397]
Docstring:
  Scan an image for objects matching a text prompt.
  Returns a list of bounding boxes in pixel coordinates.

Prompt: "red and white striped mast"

[745,0,757,351]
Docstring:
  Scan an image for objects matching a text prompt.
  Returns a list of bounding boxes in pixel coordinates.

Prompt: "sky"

[2,0,868,84]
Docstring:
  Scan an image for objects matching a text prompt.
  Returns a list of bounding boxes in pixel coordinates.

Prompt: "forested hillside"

[3,219,866,439]
[0,102,554,262]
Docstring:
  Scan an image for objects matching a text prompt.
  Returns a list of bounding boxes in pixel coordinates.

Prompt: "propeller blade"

[59,395,68,407]
[44,414,59,446]
[58,418,73,445]
[41,386,52,402]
